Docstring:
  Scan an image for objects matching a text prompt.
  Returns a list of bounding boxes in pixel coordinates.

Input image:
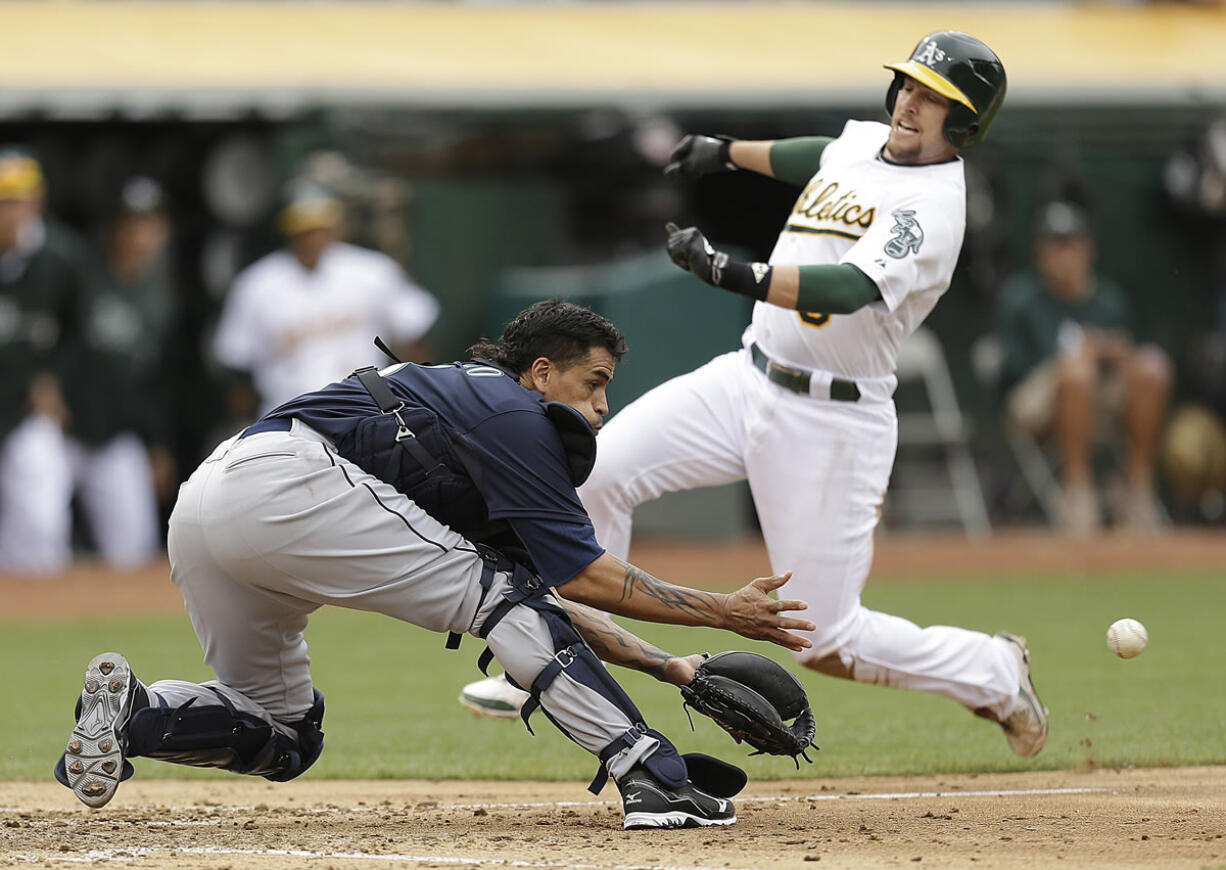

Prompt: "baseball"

[1106,618,1148,659]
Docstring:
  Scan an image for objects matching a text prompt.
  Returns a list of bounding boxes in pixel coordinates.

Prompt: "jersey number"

[798,311,832,329]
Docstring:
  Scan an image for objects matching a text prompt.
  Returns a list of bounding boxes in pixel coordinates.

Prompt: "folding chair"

[889,326,992,537]
[969,334,1061,525]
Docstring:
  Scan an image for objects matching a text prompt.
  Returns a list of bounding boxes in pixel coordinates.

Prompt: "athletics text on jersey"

[752,120,967,380]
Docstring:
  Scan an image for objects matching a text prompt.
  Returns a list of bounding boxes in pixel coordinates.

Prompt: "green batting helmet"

[884,31,1007,148]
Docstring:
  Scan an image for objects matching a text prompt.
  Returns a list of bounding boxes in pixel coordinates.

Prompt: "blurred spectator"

[995,201,1172,536]
[0,147,91,574]
[212,179,439,419]
[1162,284,1226,522]
[58,176,179,569]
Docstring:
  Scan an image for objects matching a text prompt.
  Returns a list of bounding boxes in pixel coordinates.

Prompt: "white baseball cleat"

[53,652,147,808]
[995,633,1049,758]
[458,673,529,720]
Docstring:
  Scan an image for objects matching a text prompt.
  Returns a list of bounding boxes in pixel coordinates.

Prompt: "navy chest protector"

[341,366,596,541]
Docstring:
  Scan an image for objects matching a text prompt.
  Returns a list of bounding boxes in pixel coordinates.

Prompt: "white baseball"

[1106,618,1148,659]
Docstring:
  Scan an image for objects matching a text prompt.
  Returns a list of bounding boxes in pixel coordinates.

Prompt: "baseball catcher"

[681,651,816,766]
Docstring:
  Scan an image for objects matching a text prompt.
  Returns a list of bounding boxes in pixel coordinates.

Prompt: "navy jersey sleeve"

[464,408,604,586]
[507,516,604,589]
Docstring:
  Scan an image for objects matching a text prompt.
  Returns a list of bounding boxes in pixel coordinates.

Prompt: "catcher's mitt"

[681,651,816,766]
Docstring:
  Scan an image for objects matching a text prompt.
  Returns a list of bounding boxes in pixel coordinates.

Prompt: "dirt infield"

[3,767,1224,869]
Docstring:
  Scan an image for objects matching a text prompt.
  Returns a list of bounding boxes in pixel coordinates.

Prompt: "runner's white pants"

[580,349,1020,720]
[161,420,662,779]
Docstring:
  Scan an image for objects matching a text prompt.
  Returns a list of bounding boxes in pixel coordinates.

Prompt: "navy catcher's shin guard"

[127,688,325,782]
[474,561,689,795]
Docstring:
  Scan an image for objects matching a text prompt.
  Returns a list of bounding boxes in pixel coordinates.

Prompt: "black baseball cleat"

[53,652,148,808]
[616,765,737,830]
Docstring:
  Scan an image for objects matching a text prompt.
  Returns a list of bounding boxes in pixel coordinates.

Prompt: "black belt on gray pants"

[749,343,861,402]
[239,417,293,438]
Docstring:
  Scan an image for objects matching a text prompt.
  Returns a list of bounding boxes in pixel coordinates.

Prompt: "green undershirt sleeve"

[768,137,835,186]
[794,264,881,314]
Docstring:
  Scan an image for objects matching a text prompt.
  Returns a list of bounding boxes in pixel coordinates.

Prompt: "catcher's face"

[521,346,615,432]
[885,76,958,165]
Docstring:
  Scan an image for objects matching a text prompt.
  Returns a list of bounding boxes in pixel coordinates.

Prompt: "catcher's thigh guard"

[471,560,687,793]
[127,686,325,782]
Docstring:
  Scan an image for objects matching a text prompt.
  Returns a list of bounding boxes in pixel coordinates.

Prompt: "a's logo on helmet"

[915,40,947,67]
[884,209,924,259]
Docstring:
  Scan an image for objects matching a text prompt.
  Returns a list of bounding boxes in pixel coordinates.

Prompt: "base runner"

[461,31,1049,759]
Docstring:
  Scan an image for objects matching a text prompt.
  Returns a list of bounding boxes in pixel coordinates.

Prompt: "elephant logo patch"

[884,209,924,259]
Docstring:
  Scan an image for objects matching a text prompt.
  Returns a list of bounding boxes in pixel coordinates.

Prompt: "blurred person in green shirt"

[62,176,179,568]
[0,147,90,574]
[995,201,1171,536]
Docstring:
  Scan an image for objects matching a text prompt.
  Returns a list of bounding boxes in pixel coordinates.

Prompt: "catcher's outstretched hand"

[664,134,738,178]
[722,572,814,652]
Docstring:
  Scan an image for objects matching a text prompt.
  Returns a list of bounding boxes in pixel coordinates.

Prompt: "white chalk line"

[445,786,1108,811]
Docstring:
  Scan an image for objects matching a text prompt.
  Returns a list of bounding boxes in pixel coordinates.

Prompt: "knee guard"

[128,688,325,782]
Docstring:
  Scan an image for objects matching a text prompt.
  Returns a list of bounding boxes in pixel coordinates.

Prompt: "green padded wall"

[407,179,567,364]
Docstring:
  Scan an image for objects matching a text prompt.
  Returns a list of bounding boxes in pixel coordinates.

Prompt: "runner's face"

[885,77,958,165]
[523,347,615,432]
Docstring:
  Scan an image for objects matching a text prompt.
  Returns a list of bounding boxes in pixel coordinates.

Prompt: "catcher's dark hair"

[468,298,627,375]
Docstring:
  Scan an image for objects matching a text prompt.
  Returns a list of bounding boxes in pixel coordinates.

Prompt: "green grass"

[3,569,1224,784]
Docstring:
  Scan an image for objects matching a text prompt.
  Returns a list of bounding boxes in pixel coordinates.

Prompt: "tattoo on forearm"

[564,600,672,677]
[619,562,718,622]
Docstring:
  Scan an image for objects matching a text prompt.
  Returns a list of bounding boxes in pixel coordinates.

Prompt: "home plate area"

[3,767,1224,869]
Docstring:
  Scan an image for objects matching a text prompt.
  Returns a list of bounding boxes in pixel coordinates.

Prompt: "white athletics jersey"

[750,120,967,380]
[214,241,439,412]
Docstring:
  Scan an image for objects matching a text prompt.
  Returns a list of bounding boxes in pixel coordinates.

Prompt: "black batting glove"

[666,222,716,283]
[664,134,738,179]
[665,222,772,301]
